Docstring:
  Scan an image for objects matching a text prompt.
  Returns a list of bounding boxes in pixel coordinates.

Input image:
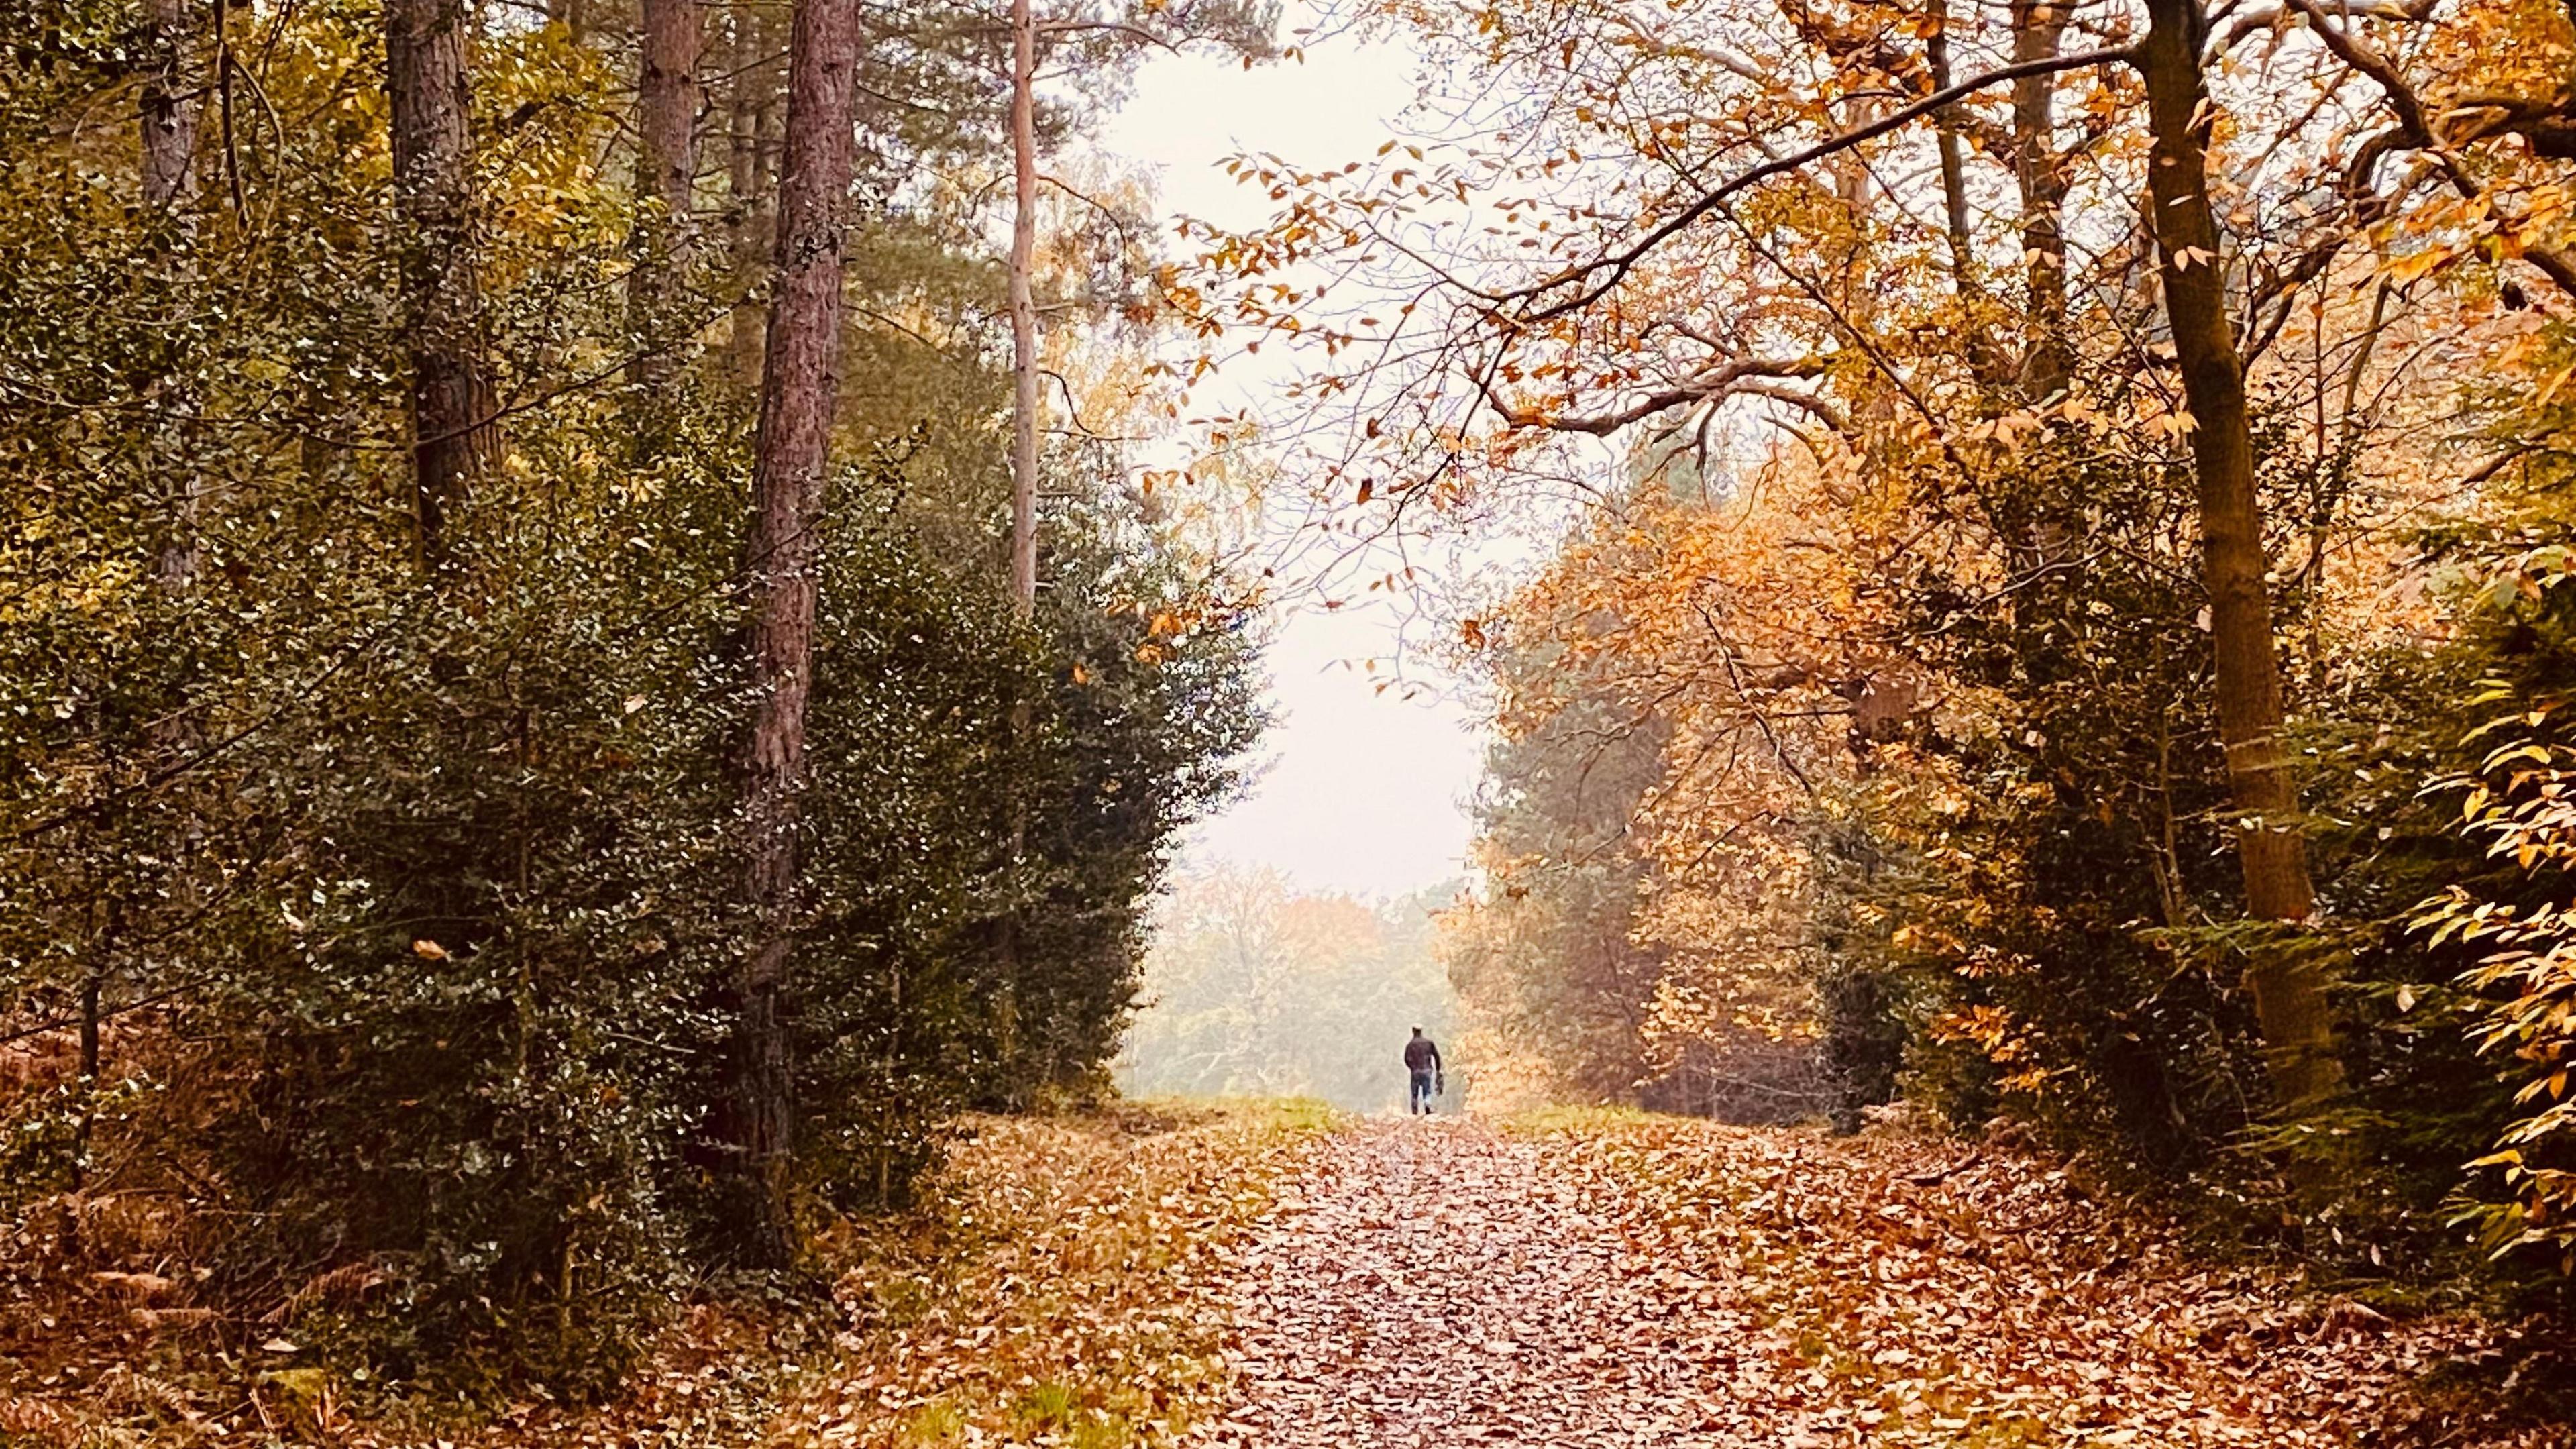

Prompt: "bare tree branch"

[1480,356,1835,436]
[1506,45,2140,324]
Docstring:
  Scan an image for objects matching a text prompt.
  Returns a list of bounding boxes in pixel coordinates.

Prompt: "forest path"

[1209,1117,1735,1447]
[1202,1114,2512,1449]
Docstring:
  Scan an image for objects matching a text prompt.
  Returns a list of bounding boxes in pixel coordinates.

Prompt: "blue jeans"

[1409,1069,1436,1114]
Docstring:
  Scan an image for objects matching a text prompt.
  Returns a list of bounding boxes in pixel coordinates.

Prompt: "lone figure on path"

[1402,1028,1443,1115]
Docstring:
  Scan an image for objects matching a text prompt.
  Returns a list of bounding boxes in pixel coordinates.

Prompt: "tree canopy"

[14,0,2576,1415]
[1,0,1268,1383]
[1175,0,2576,1295]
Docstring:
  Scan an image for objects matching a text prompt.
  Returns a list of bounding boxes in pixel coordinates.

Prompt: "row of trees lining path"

[5,0,1273,1387]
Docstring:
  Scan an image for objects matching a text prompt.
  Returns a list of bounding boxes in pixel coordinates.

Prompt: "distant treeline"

[1122,866,1459,1114]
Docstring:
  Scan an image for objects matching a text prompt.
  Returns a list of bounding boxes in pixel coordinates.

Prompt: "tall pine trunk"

[724,9,783,388]
[386,0,492,572]
[2138,0,2343,1108]
[724,0,862,1268]
[629,0,702,394]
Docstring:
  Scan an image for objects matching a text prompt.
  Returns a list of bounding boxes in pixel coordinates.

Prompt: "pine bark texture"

[726,0,863,1267]
[630,0,702,389]
[724,9,784,388]
[386,0,492,572]
[2138,0,2344,1107]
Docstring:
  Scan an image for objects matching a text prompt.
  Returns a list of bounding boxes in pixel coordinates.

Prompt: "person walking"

[1402,1027,1444,1115]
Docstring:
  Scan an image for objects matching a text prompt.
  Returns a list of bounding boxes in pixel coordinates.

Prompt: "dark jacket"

[1403,1036,1442,1073]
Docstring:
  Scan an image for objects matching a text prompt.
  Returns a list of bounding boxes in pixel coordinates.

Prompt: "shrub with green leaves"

[0,0,1263,1389]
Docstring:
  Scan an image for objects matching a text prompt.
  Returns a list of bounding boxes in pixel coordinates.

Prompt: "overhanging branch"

[1506,45,2139,325]
[1481,356,1836,435]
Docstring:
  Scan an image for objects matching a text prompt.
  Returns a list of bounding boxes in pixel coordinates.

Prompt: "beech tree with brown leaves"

[1175,0,2576,1260]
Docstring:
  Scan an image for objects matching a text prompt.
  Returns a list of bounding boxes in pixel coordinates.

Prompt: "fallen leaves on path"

[1211,1112,2565,1448]
[1214,1116,1739,1448]
[14,1105,2562,1446]
[0,1103,1332,1448]
[775,1100,1334,1448]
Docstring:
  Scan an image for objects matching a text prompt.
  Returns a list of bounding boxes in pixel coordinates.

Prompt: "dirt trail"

[1212,1118,1742,1447]
[1206,1114,2539,1449]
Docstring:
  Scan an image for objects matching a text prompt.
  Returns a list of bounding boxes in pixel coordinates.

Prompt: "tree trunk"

[724,0,862,1269]
[629,0,702,394]
[995,0,1043,1093]
[141,0,203,590]
[724,9,784,389]
[386,0,493,574]
[2011,0,2072,402]
[1007,0,1042,614]
[2137,0,2344,1108]
[68,899,107,1205]
[1923,0,2015,392]
[140,0,199,213]
[1924,1,1975,283]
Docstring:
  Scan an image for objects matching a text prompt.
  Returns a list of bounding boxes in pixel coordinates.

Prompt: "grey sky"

[1098,34,1486,900]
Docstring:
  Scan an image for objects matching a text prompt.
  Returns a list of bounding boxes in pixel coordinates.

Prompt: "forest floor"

[1209,1113,2563,1448]
[7,1104,2571,1447]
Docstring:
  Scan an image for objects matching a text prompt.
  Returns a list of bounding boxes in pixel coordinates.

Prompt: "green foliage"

[796,494,1263,1201]
[0,0,1261,1391]
[2411,498,2576,1270]
[1880,419,2260,1170]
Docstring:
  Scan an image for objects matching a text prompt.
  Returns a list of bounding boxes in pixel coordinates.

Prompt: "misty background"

[1117,865,1464,1114]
